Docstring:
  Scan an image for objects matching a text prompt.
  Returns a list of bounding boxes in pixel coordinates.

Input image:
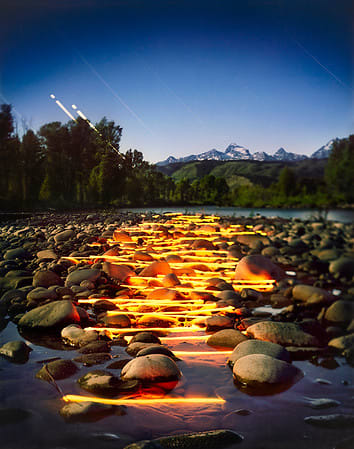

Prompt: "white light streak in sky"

[78,53,155,136]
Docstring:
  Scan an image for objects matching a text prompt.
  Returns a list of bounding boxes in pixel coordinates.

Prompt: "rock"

[59,401,117,422]
[78,370,125,396]
[228,339,291,367]
[246,321,320,347]
[123,441,163,449]
[0,340,32,363]
[286,346,327,360]
[205,315,233,330]
[74,353,112,366]
[133,251,154,262]
[78,341,111,354]
[155,429,243,448]
[139,260,173,277]
[102,262,135,282]
[136,345,177,360]
[33,270,63,288]
[113,230,132,242]
[121,354,181,382]
[304,414,354,428]
[325,300,354,325]
[235,255,285,281]
[126,342,161,356]
[161,273,180,287]
[270,293,292,308]
[4,247,29,260]
[36,249,57,261]
[233,353,303,388]
[36,359,78,381]
[292,284,332,304]
[102,313,131,328]
[18,300,80,330]
[191,239,215,250]
[236,233,269,249]
[54,229,75,243]
[27,287,58,302]
[61,324,99,347]
[107,359,131,369]
[261,246,279,257]
[130,332,161,344]
[0,289,26,312]
[329,257,354,279]
[207,329,248,348]
[303,397,341,409]
[65,268,101,287]
[328,333,354,351]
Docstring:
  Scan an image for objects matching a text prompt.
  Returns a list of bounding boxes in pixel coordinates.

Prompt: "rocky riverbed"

[0,211,353,449]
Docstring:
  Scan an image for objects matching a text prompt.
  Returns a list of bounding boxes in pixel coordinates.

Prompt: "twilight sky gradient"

[0,0,352,162]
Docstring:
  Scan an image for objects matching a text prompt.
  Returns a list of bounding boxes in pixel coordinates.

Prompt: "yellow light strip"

[85,326,205,333]
[174,351,232,356]
[62,394,225,406]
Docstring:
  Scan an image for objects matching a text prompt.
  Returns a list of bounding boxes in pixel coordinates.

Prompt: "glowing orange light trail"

[62,394,225,406]
[85,326,205,333]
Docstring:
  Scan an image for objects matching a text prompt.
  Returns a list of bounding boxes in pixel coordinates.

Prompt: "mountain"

[156,140,335,166]
[273,147,307,161]
[310,139,336,159]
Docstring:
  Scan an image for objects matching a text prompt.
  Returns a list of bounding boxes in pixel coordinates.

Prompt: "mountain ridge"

[156,139,336,166]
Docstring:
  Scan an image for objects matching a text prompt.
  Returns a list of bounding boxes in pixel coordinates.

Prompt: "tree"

[21,129,44,203]
[278,166,296,197]
[325,135,354,203]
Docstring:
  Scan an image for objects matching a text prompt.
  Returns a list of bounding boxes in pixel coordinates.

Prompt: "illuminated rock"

[121,354,181,382]
[146,288,184,301]
[235,255,285,281]
[102,313,131,328]
[126,342,162,356]
[133,251,154,261]
[103,262,135,282]
[162,273,180,287]
[139,260,173,277]
[61,324,99,347]
[228,339,291,367]
[191,239,215,250]
[113,230,132,242]
[233,354,303,387]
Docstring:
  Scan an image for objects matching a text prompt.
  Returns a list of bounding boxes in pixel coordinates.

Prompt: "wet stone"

[107,359,131,370]
[33,270,63,288]
[228,339,291,367]
[78,341,111,354]
[303,397,341,409]
[78,370,123,396]
[207,329,248,348]
[0,340,32,363]
[36,359,78,381]
[73,353,112,366]
[121,354,182,382]
[304,414,354,428]
[61,324,99,347]
[59,401,118,423]
[65,268,101,287]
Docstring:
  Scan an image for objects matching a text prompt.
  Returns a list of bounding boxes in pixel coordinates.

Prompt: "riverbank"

[0,212,353,449]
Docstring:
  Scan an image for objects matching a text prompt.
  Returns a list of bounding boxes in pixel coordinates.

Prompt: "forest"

[0,103,353,210]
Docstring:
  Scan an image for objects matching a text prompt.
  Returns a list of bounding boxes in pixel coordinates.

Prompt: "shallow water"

[119,206,354,223]
[1,320,353,449]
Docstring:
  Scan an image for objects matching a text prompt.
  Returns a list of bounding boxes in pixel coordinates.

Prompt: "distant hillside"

[156,158,327,188]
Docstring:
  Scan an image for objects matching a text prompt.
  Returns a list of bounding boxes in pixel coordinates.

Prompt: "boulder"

[78,369,137,396]
[325,300,354,325]
[228,339,291,367]
[65,268,101,287]
[36,359,78,381]
[102,262,134,282]
[121,354,181,382]
[61,324,99,347]
[329,257,354,279]
[54,229,75,243]
[292,284,332,304]
[246,321,320,347]
[139,261,173,277]
[33,270,63,288]
[304,414,354,428]
[18,300,80,330]
[207,329,248,348]
[233,353,303,387]
[27,287,58,302]
[235,255,285,281]
[0,340,32,363]
[328,333,354,351]
[59,401,117,422]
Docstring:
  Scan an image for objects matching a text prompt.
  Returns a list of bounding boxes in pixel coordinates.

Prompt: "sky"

[0,0,352,162]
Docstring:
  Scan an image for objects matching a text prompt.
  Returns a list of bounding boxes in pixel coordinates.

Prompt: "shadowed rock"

[207,329,248,348]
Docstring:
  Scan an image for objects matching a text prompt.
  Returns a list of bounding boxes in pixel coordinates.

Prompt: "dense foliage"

[0,103,352,209]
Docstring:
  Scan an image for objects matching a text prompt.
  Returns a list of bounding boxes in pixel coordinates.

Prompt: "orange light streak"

[85,326,205,333]
[62,394,225,406]
[173,351,232,356]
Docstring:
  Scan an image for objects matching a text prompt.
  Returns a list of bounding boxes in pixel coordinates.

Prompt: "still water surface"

[119,206,354,223]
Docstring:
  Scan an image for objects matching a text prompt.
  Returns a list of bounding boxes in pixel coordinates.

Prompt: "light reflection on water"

[1,322,353,449]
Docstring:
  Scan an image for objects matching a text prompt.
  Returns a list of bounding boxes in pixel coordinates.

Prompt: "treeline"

[0,104,178,209]
[0,103,353,209]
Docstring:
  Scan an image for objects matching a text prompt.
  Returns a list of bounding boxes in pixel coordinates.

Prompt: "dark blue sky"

[0,0,352,161]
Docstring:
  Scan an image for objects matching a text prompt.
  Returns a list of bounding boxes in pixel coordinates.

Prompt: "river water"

[119,206,354,223]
